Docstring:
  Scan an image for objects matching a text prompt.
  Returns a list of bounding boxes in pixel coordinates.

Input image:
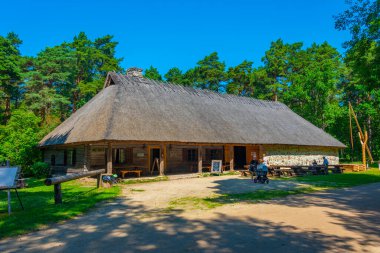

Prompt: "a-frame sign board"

[0,167,24,215]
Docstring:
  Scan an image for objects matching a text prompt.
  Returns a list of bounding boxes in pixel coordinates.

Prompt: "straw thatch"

[39,72,345,148]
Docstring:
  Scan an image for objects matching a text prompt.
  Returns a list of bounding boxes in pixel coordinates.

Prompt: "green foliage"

[0,110,43,173]
[144,66,163,81]
[0,33,23,124]
[30,162,50,178]
[261,39,303,101]
[334,0,380,160]
[164,67,184,84]
[284,42,346,130]
[192,52,227,92]
[226,60,254,95]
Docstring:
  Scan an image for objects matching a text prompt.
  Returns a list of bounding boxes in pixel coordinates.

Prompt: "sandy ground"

[1,175,379,253]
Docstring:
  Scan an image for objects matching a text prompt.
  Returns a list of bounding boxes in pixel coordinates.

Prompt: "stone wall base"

[263,145,339,166]
[264,155,339,166]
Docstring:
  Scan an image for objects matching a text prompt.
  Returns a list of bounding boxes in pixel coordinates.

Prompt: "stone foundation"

[263,145,339,166]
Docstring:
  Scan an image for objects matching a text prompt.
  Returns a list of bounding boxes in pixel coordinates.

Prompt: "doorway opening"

[150,148,161,174]
[234,146,246,170]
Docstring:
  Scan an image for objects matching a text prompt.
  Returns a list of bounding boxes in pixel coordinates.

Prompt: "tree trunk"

[367,115,372,151]
[3,96,11,124]
[40,108,46,125]
[321,113,326,131]
[72,90,79,113]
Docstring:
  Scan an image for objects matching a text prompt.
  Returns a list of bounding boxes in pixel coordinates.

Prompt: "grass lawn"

[292,168,380,187]
[340,160,379,169]
[0,178,120,239]
[121,176,169,185]
[169,169,380,210]
[199,171,241,177]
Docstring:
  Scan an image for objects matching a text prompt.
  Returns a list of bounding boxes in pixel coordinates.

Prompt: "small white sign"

[211,160,222,173]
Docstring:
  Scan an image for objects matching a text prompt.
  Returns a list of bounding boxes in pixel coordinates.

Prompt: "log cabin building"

[39,68,345,176]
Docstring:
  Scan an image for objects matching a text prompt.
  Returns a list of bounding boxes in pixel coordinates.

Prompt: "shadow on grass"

[0,179,120,239]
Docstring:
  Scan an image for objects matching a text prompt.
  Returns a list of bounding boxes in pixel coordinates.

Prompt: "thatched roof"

[39,72,345,148]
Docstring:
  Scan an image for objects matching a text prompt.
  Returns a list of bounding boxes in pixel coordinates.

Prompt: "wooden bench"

[329,166,345,174]
[120,170,142,178]
[340,164,365,172]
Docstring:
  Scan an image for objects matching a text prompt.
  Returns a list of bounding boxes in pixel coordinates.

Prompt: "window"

[205,149,222,161]
[113,149,125,164]
[64,149,76,166]
[113,148,133,164]
[51,155,56,166]
[183,148,198,162]
[64,150,67,166]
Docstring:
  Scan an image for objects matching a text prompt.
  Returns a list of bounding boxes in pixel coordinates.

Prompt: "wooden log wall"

[42,143,340,175]
[43,146,86,174]
[167,145,198,173]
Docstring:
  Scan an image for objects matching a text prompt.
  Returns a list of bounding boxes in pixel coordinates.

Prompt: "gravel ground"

[123,175,308,209]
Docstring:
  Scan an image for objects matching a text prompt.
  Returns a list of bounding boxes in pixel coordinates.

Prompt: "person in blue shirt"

[257,159,268,173]
[323,156,329,175]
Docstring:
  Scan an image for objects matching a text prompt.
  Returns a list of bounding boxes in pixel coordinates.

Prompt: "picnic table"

[118,166,147,178]
[242,165,293,177]
[265,164,344,177]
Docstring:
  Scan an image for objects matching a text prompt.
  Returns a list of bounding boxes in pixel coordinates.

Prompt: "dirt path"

[123,175,308,209]
[1,176,379,253]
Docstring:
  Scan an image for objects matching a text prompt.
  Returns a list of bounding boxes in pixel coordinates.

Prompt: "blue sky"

[1,0,350,74]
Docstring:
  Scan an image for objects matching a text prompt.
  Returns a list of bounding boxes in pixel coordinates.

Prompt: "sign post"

[7,189,11,214]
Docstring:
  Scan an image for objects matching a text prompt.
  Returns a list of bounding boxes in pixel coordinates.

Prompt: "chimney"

[126,67,143,78]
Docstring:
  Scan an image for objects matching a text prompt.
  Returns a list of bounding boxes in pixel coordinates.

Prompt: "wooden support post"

[229,146,234,171]
[107,142,113,174]
[198,146,203,174]
[84,144,88,171]
[259,145,264,160]
[54,183,62,204]
[159,145,165,176]
[97,174,101,188]
[7,189,11,215]
[88,145,92,171]
[359,131,368,169]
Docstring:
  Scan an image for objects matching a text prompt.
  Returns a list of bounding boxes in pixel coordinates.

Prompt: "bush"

[30,162,50,178]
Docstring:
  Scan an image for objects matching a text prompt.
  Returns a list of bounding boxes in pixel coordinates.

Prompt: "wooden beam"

[107,142,112,174]
[198,146,203,174]
[229,146,234,171]
[45,169,106,186]
[97,174,101,188]
[42,141,345,151]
